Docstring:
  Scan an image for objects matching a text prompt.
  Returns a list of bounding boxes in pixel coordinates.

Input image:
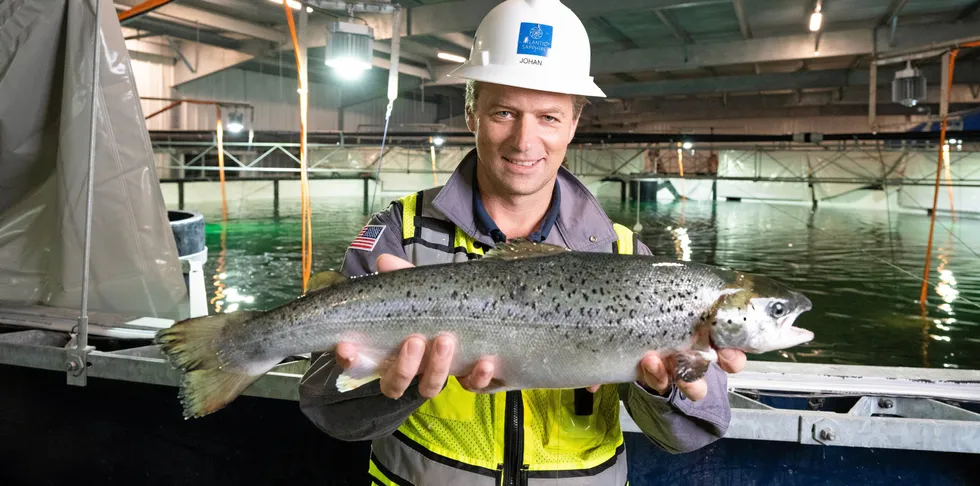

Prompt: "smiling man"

[299,1,745,484]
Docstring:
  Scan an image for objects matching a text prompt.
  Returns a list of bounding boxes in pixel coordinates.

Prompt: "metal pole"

[71,0,103,386]
[869,62,878,132]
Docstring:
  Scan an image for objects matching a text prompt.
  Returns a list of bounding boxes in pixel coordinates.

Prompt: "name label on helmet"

[517,22,553,57]
[519,58,543,66]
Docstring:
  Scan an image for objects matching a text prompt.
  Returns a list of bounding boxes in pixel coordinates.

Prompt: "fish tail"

[154,311,264,418]
[178,368,261,419]
[155,311,261,371]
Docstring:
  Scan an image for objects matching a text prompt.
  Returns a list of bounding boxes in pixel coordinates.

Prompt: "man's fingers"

[639,354,670,394]
[418,335,455,398]
[335,342,358,369]
[676,378,708,401]
[380,336,425,399]
[377,254,415,273]
[586,384,601,393]
[458,360,495,392]
[717,348,747,374]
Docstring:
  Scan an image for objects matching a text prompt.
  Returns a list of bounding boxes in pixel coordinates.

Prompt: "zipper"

[502,390,525,486]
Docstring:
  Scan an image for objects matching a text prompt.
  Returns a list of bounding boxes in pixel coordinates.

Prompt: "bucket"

[168,210,205,257]
[168,210,208,318]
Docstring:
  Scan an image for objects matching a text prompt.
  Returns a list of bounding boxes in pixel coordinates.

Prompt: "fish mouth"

[775,307,814,347]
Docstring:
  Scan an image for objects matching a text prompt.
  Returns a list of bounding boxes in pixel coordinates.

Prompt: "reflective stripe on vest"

[611,223,634,255]
[370,189,634,485]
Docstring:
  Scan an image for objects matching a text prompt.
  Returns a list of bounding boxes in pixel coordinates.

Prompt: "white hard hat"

[448,0,605,98]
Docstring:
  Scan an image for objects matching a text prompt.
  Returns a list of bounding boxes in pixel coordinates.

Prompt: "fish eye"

[767,302,786,318]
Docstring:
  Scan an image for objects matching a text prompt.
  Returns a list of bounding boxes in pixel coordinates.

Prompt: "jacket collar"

[431,149,618,251]
[472,165,561,244]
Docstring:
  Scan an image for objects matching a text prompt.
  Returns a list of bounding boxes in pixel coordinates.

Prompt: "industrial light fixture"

[432,136,445,146]
[892,61,927,107]
[325,20,374,80]
[682,141,693,150]
[268,0,313,13]
[226,112,244,133]
[809,2,823,32]
[437,52,467,63]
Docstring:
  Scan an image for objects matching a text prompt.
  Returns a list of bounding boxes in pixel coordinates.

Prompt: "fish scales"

[155,241,813,418]
[214,252,732,390]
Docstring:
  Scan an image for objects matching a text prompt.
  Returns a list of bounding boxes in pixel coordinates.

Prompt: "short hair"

[464,80,589,119]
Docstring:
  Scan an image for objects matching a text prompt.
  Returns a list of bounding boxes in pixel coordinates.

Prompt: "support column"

[273,179,280,218]
[869,62,878,132]
[363,178,370,215]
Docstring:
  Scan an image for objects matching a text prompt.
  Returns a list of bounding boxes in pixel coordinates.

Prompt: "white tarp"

[0,0,188,319]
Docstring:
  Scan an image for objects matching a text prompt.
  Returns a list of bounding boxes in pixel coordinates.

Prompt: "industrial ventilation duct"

[892,61,927,107]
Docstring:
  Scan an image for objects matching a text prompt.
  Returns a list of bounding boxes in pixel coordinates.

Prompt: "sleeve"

[339,201,410,277]
[618,239,732,453]
[619,364,731,454]
[298,200,431,441]
[299,352,430,441]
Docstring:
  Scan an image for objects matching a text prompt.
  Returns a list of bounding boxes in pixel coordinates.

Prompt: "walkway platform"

[2,303,978,457]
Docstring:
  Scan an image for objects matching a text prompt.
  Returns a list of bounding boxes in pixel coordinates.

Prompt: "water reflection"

[665,225,692,261]
[210,222,228,314]
[936,269,960,304]
[924,233,960,365]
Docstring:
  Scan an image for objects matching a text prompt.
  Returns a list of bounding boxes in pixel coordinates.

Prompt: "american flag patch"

[349,225,386,251]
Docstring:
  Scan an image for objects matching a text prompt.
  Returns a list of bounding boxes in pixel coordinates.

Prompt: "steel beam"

[435,33,474,51]
[587,96,980,126]
[591,16,639,49]
[368,0,728,40]
[128,49,175,65]
[878,0,911,27]
[117,2,285,43]
[732,0,752,39]
[591,19,980,74]
[600,64,980,99]
[172,43,257,87]
[396,38,467,60]
[120,15,244,50]
[655,9,694,44]
[374,40,431,66]
[372,57,431,80]
[118,0,174,23]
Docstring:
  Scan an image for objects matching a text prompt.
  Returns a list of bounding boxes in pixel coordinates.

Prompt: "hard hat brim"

[448,63,607,98]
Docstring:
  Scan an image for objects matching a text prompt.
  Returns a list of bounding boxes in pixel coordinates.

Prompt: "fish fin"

[671,350,713,383]
[335,353,382,392]
[179,365,268,419]
[483,239,569,261]
[306,270,347,293]
[155,311,262,371]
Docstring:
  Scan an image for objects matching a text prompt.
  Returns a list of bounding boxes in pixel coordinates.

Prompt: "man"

[299,1,745,484]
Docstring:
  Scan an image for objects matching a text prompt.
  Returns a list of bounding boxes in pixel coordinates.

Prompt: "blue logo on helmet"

[517,22,553,57]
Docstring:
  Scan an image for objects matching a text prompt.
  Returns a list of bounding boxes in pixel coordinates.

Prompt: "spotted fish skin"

[157,242,813,417]
[214,252,763,390]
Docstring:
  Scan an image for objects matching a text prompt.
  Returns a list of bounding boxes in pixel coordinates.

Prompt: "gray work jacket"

[299,149,731,484]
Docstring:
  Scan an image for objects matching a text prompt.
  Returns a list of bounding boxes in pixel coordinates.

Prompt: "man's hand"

[637,349,746,400]
[334,254,497,400]
[585,349,746,398]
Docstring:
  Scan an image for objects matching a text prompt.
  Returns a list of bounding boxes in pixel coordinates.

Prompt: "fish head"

[708,272,814,354]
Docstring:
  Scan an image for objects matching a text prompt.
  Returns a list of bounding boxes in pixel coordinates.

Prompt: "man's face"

[466,83,579,198]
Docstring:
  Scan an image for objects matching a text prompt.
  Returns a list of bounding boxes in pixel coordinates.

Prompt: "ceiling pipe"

[118,0,176,24]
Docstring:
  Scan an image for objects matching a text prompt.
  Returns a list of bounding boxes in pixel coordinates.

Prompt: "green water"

[193,196,980,370]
